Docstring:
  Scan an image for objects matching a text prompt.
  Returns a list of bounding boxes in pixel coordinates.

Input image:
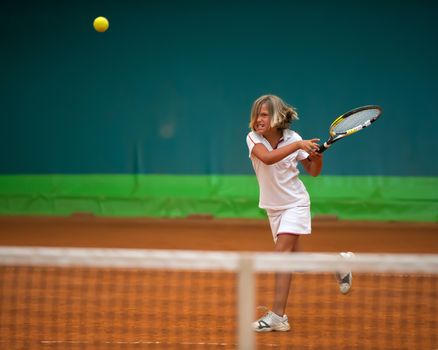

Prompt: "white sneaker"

[252,310,290,332]
[335,252,355,294]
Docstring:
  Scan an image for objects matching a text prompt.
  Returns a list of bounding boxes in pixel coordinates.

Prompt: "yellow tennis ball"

[93,17,109,33]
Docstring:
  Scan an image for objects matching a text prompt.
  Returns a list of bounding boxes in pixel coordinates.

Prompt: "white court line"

[40,340,235,346]
[39,340,280,347]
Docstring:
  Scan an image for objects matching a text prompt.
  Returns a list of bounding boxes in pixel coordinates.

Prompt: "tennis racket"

[318,105,382,153]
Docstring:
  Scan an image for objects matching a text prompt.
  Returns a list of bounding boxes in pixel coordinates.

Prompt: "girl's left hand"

[308,150,323,161]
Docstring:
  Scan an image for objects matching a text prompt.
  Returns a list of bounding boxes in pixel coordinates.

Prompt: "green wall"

[1,1,437,221]
[1,175,436,222]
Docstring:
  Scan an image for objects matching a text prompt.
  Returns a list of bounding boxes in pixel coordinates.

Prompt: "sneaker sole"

[253,323,291,332]
[273,324,291,332]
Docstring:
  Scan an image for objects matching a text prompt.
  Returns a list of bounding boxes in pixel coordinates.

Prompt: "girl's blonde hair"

[249,95,298,131]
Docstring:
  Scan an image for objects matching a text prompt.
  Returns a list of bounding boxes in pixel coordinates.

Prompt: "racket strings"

[332,109,380,134]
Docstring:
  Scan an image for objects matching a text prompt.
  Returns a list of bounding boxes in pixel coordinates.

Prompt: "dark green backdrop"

[1,1,437,221]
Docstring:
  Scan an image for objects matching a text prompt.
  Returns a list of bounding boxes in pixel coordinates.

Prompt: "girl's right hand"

[300,139,320,153]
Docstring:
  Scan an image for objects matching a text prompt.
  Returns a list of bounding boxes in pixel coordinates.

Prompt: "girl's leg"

[272,233,300,316]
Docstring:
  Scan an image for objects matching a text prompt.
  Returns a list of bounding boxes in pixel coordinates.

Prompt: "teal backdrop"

[1,0,437,221]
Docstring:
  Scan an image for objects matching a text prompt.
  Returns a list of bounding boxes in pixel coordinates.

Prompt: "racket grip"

[318,142,330,153]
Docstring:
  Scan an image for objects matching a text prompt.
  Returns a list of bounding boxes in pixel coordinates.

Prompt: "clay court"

[1,216,437,349]
[1,215,438,253]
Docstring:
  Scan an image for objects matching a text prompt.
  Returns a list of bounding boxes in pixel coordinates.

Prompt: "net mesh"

[255,272,437,349]
[1,267,237,349]
[332,108,380,134]
[1,247,437,350]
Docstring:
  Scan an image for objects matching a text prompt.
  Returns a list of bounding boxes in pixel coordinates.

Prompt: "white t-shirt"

[246,129,310,210]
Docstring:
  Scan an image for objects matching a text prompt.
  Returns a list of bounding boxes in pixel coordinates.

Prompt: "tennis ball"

[93,16,109,33]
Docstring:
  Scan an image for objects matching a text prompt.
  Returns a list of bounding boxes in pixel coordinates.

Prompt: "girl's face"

[255,103,271,134]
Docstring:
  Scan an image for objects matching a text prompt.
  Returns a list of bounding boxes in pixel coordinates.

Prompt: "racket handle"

[318,142,330,153]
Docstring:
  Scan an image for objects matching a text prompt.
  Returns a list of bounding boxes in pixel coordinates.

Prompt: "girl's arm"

[252,138,320,165]
[300,151,323,177]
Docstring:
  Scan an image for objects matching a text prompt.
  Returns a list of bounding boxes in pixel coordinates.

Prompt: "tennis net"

[1,246,437,349]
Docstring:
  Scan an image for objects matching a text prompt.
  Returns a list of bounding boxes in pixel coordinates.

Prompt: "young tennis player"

[246,94,352,332]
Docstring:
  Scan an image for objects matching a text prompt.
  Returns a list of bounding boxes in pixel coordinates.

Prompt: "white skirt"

[266,206,311,243]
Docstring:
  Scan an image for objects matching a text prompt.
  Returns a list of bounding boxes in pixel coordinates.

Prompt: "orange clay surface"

[0,215,437,253]
[1,215,437,349]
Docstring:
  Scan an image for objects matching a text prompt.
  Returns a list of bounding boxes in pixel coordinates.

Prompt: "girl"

[246,95,352,332]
